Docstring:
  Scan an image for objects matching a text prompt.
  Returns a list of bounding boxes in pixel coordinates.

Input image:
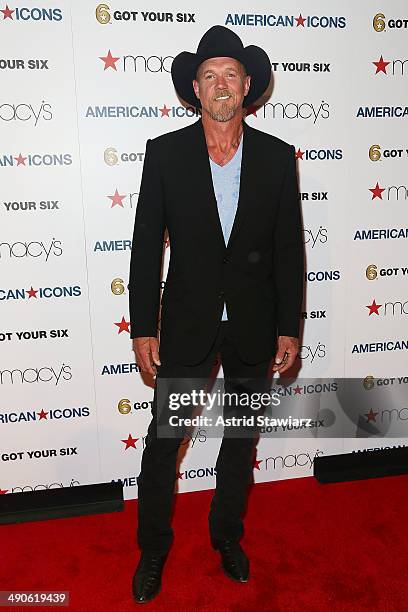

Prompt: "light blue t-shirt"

[209,134,243,320]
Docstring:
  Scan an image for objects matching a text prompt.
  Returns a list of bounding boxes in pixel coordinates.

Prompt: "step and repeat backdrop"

[1,0,408,498]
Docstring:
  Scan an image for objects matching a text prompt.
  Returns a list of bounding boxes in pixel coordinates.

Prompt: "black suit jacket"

[129,118,304,365]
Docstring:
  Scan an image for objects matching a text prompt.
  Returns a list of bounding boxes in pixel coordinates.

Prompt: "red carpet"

[2,475,408,611]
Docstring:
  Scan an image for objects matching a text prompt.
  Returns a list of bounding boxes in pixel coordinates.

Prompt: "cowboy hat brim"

[171,27,271,108]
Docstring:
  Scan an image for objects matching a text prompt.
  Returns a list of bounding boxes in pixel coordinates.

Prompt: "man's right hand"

[133,337,161,376]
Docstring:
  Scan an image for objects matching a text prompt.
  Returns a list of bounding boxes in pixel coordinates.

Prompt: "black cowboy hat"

[171,25,271,108]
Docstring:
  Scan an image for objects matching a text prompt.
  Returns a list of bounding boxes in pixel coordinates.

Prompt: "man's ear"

[244,75,251,96]
[192,79,200,99]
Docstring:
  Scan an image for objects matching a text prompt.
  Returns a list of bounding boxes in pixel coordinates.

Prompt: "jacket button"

[223,256,229,264]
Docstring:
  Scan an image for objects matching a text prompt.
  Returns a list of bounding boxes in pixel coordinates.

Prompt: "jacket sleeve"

[273,144,304,338]
[128,138,165,338]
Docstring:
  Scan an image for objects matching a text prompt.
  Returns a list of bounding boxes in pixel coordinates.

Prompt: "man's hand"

[272,335,299,374]
[133,337,161,376]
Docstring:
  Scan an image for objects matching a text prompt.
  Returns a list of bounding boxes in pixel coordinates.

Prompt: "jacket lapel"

[189,117,255,251]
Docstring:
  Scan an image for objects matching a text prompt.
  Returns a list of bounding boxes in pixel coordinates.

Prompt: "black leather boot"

[132,551,168,603]
[214,540,250,582]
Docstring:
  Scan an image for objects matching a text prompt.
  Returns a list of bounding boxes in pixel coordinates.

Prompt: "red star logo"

[176,471,184,479]
[245,104,258,117]
[369,182,385,200]
[100,50,120,71]
[373,55,390,75]
[159,104,171,117]
[37,409,48,420]
[295,13,306,26]
[121,434,139,450]
[1,4,14,18]
[14,153,27,166]
[293,385,302,394]
[253,458,263,470]
[366,299,382,316]
[108,189,126,208]
[114,316,130,334]
[0,488,9,494]
[365,408,378,423]
[27,286,38,298]
[295,148,304,160]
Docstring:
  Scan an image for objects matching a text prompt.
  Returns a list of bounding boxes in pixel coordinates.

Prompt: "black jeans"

[136,320,273,554]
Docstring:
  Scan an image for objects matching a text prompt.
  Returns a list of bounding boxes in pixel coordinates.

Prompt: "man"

[129,25,304,603]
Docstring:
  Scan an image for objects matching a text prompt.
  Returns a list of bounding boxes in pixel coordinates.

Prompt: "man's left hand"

[272,335,299,373]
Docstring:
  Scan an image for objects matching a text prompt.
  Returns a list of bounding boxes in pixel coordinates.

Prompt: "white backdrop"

[1,0,408,499]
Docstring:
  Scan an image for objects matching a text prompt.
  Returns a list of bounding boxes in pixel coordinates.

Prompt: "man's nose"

[215,74,228,88]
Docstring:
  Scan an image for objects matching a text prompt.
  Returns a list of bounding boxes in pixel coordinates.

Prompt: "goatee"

[208,103,238,122]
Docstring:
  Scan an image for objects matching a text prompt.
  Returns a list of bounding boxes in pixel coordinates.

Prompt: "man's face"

[192,57,251,122]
